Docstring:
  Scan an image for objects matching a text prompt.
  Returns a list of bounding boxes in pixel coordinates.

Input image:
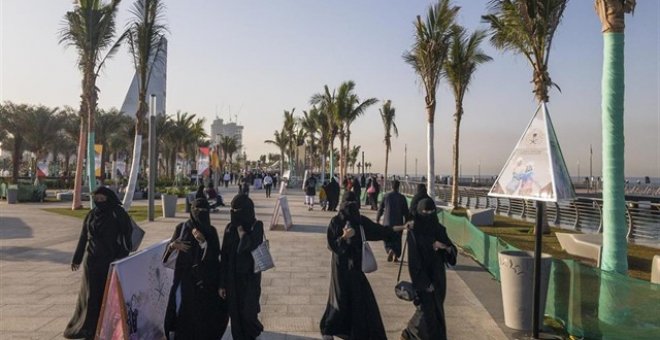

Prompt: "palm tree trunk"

[11,138,22,183]
[339,132,345,181]
[451,105,462,207]
[384,146,389,193]
[72,116,86,209]
[123,134,143,209]
[329,138,335,179]
[426,106,435,198]
[345,128,351,178]
[85,76,98,197]
[64,152,72,189]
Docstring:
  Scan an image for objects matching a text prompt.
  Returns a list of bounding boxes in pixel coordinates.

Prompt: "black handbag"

[395,230,417,302]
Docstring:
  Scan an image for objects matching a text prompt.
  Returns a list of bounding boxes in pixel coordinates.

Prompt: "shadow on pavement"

[450,264,489,273]
[287,224,326,234]
[0,217,34,239]
[0,246,71,264]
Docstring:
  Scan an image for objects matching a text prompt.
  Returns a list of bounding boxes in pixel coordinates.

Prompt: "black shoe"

[387,250,395,262]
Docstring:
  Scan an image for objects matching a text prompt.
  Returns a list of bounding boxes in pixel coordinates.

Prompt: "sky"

[1,0,658,178]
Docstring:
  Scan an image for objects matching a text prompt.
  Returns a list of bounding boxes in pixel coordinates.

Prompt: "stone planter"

[498,250,552,331]
[161,194,178,218]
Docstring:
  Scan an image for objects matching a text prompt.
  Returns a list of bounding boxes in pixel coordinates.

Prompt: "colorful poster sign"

[97,240,173,340]
[197,147,210,176]
[94,144,103,177]
[36,159,49,177]
[489,104,575,202]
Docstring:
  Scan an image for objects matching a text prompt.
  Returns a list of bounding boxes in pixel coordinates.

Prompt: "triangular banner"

[489,103,575,202]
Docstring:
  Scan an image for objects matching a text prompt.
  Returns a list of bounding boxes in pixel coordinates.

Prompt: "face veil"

[230,194,256,228]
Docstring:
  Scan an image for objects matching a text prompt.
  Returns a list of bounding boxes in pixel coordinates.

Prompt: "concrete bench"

[56,192,73,201]
[652,255,660,284]
[467,208,495,226]
[556,233,603,267]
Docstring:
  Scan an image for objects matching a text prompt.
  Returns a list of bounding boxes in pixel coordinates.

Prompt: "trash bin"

[161,194,178,218]
[7,187,18,204]
[498,250,552,331]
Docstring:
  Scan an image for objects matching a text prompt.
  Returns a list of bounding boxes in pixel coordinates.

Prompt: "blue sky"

[1,0,658,177]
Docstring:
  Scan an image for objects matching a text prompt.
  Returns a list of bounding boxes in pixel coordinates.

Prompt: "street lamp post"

[148,95,157,222]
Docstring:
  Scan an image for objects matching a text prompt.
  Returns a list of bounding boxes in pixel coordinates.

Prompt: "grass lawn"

[43,203,186,223]
[451,209,656,281]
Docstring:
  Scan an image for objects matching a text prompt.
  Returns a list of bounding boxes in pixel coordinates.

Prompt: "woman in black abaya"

[409,184,431,219]
[163,198,228,340]
[320,192,406,340]
[401,198,457,340]
[219,194,264,340]
[64,187,132,339]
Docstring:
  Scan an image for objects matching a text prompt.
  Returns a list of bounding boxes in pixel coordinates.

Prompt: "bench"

[555,233,603,267]
[467,208,495,226]
[652,255,660,285]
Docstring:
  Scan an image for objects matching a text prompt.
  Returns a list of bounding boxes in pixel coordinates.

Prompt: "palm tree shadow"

[0,217,34,239]
[0,246,71,264]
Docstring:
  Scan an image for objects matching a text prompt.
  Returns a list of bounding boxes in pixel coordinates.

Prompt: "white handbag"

[360,225,378,273]
[252,224,275,273]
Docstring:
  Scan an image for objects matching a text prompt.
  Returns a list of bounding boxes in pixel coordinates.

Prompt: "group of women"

[66,183,456,340]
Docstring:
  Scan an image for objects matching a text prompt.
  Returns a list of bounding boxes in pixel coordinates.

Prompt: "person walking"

[351,176,361,209]
[64,187,132,339]
[401,198,457,340]
[319,181,328,211]
[376,180,410,262]
[219,194,265,340]
[326,177,340,211]
[320,192,407,340]
[163,198,228,340]
[409,184,431,219]
[367,176,380,211]
[223,172,231,188]
[304,175,317,211]
[263,173,273,198]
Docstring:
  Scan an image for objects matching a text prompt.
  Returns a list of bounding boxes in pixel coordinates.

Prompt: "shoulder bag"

[252,222,275,273]
[395,230,417,302]
[360,225,378,273]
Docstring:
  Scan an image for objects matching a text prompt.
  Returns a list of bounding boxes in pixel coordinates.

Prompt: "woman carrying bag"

[320,192,407,340]
[400,198,457,340]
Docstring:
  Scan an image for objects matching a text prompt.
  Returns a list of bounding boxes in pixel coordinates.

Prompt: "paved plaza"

[1,187,510,339]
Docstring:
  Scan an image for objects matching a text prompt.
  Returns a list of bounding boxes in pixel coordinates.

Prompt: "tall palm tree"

[379,100,399,191]
[595,0,636,324]
[310,86,338,179]
[343,87,378,180]
[265,130,288,175]
[282,108,296,174]
[349,145,361,174]
[219,135,239,168]
[301,109,320,171]
[123,0,167,209]
[444,27,492,207]
[403,0,459,198]
[482,0,566,103]
[59,0,124,209]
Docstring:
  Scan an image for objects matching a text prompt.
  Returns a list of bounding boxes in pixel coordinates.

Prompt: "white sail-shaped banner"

[489,103,575,202]
[120,38,167,117]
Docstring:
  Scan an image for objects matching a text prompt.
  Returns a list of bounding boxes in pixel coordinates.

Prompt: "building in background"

[211,116,244,157]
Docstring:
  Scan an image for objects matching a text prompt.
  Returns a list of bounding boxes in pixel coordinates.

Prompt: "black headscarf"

[337,191,360,225]
[410,184,431,218]
[414,198,439,229]
[230,194,256,228]
[190,197,211,230]
[92,186,122,212]
[196,185,206,199]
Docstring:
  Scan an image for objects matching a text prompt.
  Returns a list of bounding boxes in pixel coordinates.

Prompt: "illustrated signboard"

[36,159,49,177]
[97,240,173,340]
[489,103,575,202]
[197,147,210,176]
[270,196,293,230]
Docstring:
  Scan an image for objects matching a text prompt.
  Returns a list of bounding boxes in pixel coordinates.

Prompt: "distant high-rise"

[211,117,244,154]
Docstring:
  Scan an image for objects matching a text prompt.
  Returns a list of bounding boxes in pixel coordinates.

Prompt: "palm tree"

[594,0,636,324]
[265,130,288,175]
[310,86,338,179]
[482,0,566,103]
[123,0,167,209]
[23,106,64,184]
[0,102,30,183]
[403,0,459,198]
[282,108,296,174]
[348,145,361,174]
[342,85,378,180]
[58,107,81,187]
[301,109,320,171]
[59,0,124,209]
[219,135,240,168]
[379,100,399,191]
[444,27,492,207]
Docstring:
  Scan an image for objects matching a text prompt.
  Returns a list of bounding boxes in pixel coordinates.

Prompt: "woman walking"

[320,192,406,340]
[219,194,265,340]
[64,187,132,339]
[401,198,457,340]
[163,198,228,339]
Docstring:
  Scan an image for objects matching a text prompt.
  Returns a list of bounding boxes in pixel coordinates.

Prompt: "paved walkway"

[0,186,508,339]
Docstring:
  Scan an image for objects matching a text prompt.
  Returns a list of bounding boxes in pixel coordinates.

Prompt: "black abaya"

[64,191,131,339]
[320,214,396,340]
[327,179,340,211]
[219,220,265,340]
[163,221,228,340]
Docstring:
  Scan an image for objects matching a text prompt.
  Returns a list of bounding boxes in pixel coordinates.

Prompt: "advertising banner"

[97,240,173,340]
[197,147,210,176]
[95,144,103,178]
[36,159,49,177]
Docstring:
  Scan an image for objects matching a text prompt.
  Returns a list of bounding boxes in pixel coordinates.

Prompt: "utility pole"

[415,158,418,178]
[478,160,481,186]
[148,95,157,222]
[361,151,365,179]
[589,144,593,193]
[404,144,407,177]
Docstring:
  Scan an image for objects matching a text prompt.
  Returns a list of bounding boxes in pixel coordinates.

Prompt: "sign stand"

[270,196,293,230]
[488,103,575,339]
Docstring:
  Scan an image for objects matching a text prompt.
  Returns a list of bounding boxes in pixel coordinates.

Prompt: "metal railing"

[397,180,660,247]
